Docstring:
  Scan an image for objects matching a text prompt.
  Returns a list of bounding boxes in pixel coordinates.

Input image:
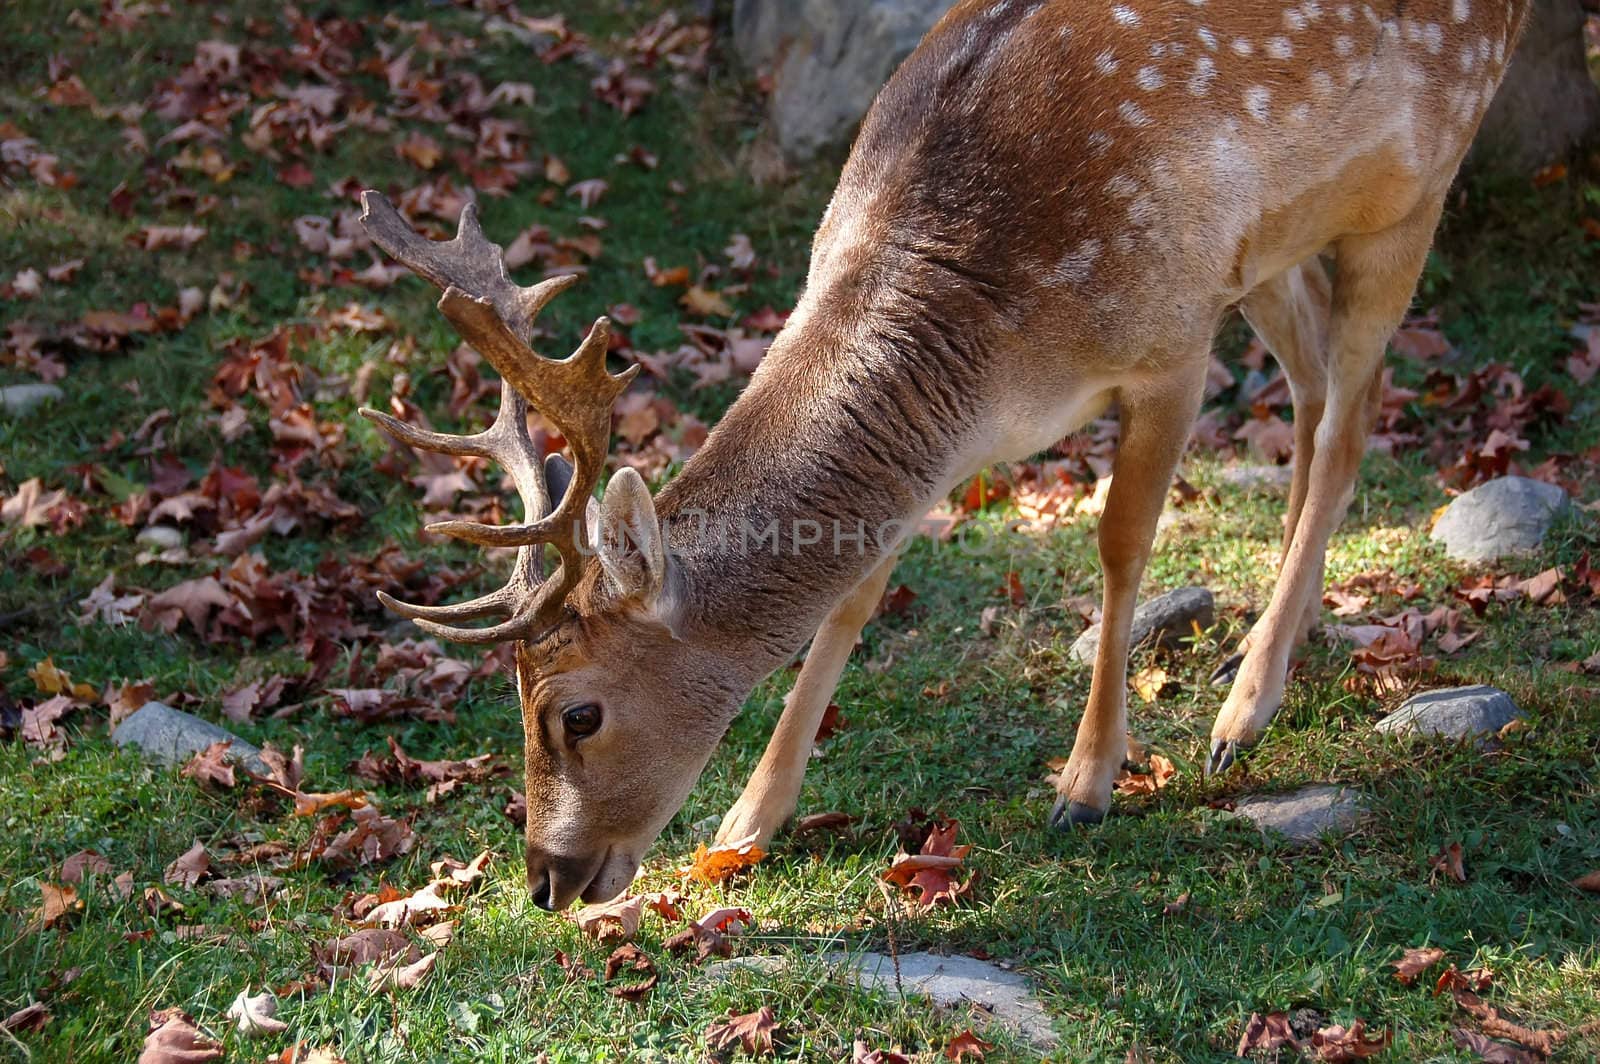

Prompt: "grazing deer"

[361,0,1530,908]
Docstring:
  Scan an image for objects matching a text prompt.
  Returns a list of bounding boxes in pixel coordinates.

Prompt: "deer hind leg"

[1211,258,1333,686]
[1050,359,1206,828]
[714,553,897,849]
[1207,198,1444,775]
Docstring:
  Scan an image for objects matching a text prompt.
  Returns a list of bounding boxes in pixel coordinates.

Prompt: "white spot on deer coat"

[1086,130,1113,154]
[1244,85,1271,121]
[1231,37,1254,56]
[1197,26,1218,50]
[1106,173,1140,197]
[1118,99,1152,126]
[1334,34,1354,56]
[1188,56,1217,95]
[1055,239,1102,284]
[1112,5,1140,25]
[1451,0,1470,23]
[1284,9,1308,31]
[1310,69,1333,96]
[1136,65,1165,90]
[1095,48,1120,74]
[1266,36,1293,59]
[1423,23,1444,53]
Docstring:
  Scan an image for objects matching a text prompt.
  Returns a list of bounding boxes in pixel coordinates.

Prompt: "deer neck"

[650,298,992,685]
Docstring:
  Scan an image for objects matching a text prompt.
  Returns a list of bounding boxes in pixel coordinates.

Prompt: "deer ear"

[594,467,666,603]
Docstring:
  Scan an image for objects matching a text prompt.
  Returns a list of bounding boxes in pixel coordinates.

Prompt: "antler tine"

[356,189,637,644]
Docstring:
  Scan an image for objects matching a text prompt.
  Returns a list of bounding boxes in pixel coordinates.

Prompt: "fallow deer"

[360,0,1531,909]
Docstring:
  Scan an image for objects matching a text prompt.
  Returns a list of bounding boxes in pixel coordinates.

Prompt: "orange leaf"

[944,1030,994,1060]
[682,839,766,885]
[1392,946,1446,985]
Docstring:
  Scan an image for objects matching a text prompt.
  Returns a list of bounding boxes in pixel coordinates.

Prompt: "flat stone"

[1069,586,1213,664]
[1430,476,1569,563]
[1,383,64,417]
[708,951,1055,1049]
[112,702,268,775]
[1375,685,1521,742]
[733,0,955,161]
[1235,785,1364,844]
[1219,464,1293,490]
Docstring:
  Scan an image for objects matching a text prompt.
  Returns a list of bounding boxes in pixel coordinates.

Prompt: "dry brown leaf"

[1452,1028,1539,1064]
[881,819,973,911]
[60,850,112,884]
[1236,1012,1300,1056]
[164,840,210,888]
[793,811,855,835]
[1113,754,1176,797]
[1,1002,49,1034]
[1431,841,1467,883]
[180,741,237,789]
[1392,946,1447,985]
[137,1007,222,1063]
[944,1030,995,1059]
[602,943,658,1001]
[27,883,81,933]
[705,1006,778,1056]
[1571,870,1600,893]
[682,838,766,885]
[366,951,437,991]
[570,893,644,941]
[1308,1020,1390,1060]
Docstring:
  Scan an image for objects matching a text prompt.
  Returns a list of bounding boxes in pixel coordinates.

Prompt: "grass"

[2,1,1598,1061]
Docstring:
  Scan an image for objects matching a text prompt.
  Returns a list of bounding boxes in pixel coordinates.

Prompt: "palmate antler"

[357,191,637,644]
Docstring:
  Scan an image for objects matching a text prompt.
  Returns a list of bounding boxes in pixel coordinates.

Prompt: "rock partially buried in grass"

[1069,586,1213,664]
[0,383,64,417]
[1375,685,1521,743]
[1234,785,1364,844]
[1219,464,1293,491]
[1429,476,1570,563]
[706,951,1056,1050]
[113,702,269,776]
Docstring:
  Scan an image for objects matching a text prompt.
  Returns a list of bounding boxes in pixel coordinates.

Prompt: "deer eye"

[562,703,602,738]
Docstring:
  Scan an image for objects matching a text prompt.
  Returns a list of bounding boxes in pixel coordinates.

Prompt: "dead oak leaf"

[1431,842,1467,883]
[1452,1028,1539,1064]
[603,943,658,1001]
[682,837,766,885]
[881,818,973,911]
[366,951,437,991]
[60,849,112,884]
[138,1007,222,1064]
[705,1006,778,1056]
[1237,1012,1300,1056]
[26,883,81,933]
[944,1030,995,1059]
[1392,946,1447,985]
[570,893,644,942]
[1309,1020,1390,1061]
[180,740,237,789]
[164,840,211,888]
[1113,753,1176,797]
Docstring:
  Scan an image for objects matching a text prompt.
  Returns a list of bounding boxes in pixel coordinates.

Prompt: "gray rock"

[733,0,956,161]
[112,702,268,775]
[1,383,64,417]
[136,525,185,550]
[1219,464,1294,491]
[1375,685,1521,742]
[1069,586,1213,664]
[1234,785,1364,844]
[1430,476,1570,563]
[708,951,1055,1049]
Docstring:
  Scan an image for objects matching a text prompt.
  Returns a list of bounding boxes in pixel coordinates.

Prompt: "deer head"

[358,193,744,909]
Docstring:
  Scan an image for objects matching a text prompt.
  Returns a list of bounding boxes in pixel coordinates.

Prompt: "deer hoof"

[1206,738,1240,776]
[1210,652,1245,686]
[1048,796,1105,830]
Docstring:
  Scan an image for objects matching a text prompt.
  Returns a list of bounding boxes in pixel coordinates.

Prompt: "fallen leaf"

[26,883,81,933]
[1449,990,1566,1057]
[164,840,211,888]
[603,943,658,1001]
[1392,946,1447,985]
[682,837,766,885]
[138,1008,222,1063]
[793,811,854,835]
[1435,966,1495,995]
[853,1040,910,1064]
[60,850,112,884]
[1308,1019,1390,1060]
[881,819,972,911]
[554,949,594,982]
[1161,891,1191,916]
[1130,665,1170,704]
[1,1002,49,1034]
[944,1030,994,1059]
[1431,841,1467,883]
[367,951,437,991]
[1113,754,1176,797]
[226,988,287,1037]
[315,928,417,973]
[1237,1012,1300,1055]
[180,740,237,789]
[705,1006,778,1056]
[571,893,645,941]
[1573,870,1600,893]
[1452,1028,1538,1064]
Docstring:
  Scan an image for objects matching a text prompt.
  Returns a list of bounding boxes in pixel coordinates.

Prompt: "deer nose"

[526,846,597,912]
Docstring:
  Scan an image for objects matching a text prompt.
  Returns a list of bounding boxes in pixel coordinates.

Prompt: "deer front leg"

[1051,364,1205,829]
[1208,200,1443,773]
[714,553,897,849]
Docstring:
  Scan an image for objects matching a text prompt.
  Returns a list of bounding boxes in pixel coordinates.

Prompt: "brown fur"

[509,0,1531,907]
